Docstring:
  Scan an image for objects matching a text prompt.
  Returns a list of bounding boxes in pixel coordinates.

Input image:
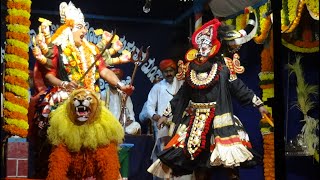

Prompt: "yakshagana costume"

[148,7,264,178]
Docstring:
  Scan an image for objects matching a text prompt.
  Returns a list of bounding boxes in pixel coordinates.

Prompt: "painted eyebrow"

[76,24,83,28]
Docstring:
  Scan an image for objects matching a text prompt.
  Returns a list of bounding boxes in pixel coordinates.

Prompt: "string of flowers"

[259,30,275,180]
[305,0,319,20]
[281,39,319,53]
[281,0,305,33]
[3,0,32,138]
[224,2,271,44]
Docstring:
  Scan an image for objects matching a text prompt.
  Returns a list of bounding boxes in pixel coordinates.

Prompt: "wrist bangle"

[60,81,68,88]
[116,81,125,89]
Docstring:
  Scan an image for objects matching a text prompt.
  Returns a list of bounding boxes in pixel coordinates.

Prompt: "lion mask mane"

[47,89,124,152]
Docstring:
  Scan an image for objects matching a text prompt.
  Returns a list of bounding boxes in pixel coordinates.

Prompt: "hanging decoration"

[222,0,319,53]
[3,0,32,138]
[259,29,275,180]
[305,0,319,20]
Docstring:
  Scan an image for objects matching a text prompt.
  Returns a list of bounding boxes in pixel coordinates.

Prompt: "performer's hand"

[62,81,79,91]
[259,106,270,118]
[120,85,134,96]
[40,24,50,36]
[125,119,133,127]
[152,114,161,121]
[157,116,167,129]
[112,40,123,51]
[102,31,113,42]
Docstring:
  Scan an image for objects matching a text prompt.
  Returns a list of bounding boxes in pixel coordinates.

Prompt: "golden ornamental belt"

[189,101,216,109]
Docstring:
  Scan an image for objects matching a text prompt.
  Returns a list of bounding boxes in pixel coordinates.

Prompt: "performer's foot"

[227,168,240,180]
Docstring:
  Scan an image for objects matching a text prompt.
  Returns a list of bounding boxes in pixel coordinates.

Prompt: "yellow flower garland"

[305,0,319,20]
[3,0,31,138]
[282,0,305,33]
[281,39,319,53]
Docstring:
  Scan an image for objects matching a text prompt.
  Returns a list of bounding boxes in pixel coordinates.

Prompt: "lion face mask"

[67,89,100,125]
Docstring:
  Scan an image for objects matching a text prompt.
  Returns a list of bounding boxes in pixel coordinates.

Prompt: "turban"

[111,68,124,79]
[159,59,177,71]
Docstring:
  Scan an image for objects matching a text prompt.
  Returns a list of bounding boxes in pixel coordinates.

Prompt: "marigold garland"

[281,38,319,53]
[4,92,29,108]
[4,109,28,121]
[6,15,31,26]
[7,8,30,18]
[259,28,275,180]
[254,15,272,44]
[3,101,28,115]
[4,118,29,129]
[6,39,29,51]
[5,68,29,81]
[262,133,275,179]
[223,0,318,49]
[4,75,29,89]
[5,61,29,73]
[6,24,30,34]
[5,45,29,59]
[7,1,31,12]
[6,31,30,43]
[281,0,305,33]
[305,0,319,20]
[4,54,28,66]
[2,124,29,137]
[51,20,75,42]
[3,0,31,138]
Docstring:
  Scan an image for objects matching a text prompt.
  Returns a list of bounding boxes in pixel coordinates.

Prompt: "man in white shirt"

[104,68,141,135]
[144,59,184,179]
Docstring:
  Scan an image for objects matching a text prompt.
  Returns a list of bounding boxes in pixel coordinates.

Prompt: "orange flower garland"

[254,15,272,44]
[6,31,30,43]
[47,143,120,180]
[259,30,275,180]
[3,0,32,138]
[263,133,275,180]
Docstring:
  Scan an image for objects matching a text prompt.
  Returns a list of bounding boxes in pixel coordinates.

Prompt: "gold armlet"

[40,45,49,54]
[109,48,116,55]
[38,56,47,65]
[111,58,120,65]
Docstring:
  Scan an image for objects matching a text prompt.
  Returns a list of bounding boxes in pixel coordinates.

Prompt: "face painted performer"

[29,1,133,178]
[147,7,270,180]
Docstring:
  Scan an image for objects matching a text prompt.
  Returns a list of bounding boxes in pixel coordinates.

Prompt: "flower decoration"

[258,29,275,180]
[3,0,32,138]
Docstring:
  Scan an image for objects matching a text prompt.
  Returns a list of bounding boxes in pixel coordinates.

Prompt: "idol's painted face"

[72,23,87,47]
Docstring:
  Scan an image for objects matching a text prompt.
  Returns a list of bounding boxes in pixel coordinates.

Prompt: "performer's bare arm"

[100,68,134,95]
[45,73,78,90]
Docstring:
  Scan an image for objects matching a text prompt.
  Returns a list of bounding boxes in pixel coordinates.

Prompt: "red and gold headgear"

[159,59,177,71]
[191,19,222,59]
[185,7,257,63]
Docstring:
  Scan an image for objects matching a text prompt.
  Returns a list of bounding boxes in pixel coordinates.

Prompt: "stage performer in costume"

[46,89,124,180]
[148,7,269,180]
[29,1,134,178]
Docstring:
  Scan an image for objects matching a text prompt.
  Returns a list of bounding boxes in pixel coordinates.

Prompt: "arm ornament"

[252,94,264,107]
[224,53,245,81]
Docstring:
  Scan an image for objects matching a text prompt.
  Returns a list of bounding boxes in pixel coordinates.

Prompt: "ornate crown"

[59,1,85,25]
